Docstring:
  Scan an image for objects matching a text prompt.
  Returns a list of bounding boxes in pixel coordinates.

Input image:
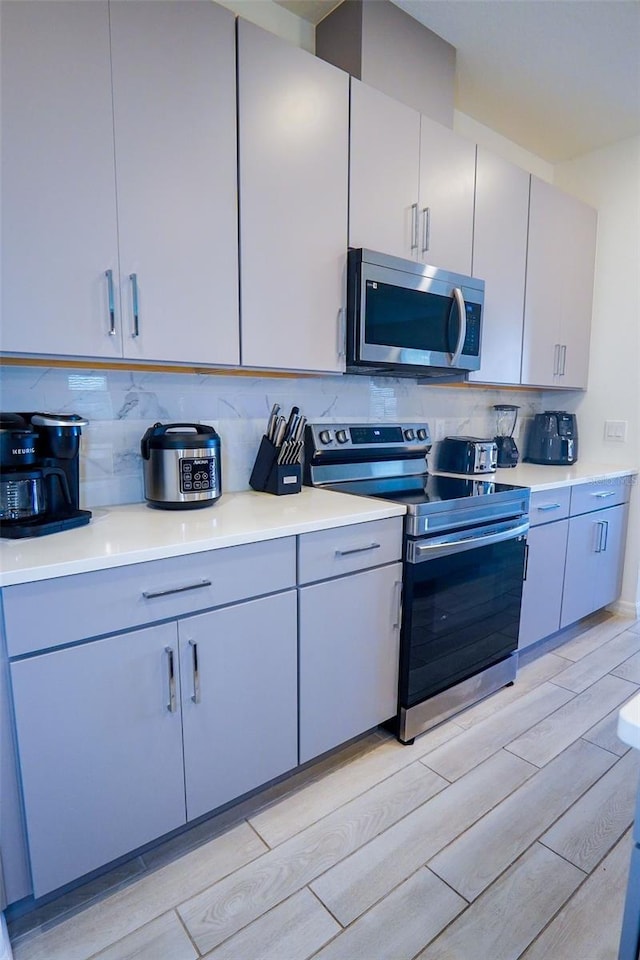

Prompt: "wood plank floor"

[9,613,640,960]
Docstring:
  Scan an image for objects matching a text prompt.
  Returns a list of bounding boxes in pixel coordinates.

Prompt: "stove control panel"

[305,422,431,455]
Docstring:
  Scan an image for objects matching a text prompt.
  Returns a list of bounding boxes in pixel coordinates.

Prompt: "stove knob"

[319,430,333,444]
[404,428,415,441]
[336,429,349,444]
[417,428,428,441]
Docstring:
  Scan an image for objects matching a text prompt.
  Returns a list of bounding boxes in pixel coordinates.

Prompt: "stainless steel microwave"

[346,248,484,379]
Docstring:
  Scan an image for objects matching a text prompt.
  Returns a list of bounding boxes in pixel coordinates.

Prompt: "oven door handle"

[412,519,529,561]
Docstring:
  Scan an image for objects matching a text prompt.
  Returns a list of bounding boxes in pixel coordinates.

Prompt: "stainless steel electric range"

[304,422,530,743]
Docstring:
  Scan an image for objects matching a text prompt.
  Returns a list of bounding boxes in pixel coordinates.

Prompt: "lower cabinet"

[519,479,630,651]
[4,517,405,901]
[180,592,298,821]
[519,518,569,650]
[561,503,628,628]
[10,590,298,897]
[299,562,403,764]
[10,621,186,897]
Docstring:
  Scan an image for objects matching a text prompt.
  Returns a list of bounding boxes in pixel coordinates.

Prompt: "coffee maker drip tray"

[0,508,91,540]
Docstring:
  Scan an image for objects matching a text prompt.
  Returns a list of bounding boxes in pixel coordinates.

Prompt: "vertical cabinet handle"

[105,269,116,336]
[392,580,403,629]
[560,344,567,376]
[553,344,561,376]
[336,306,346,359]
[165,646,177,713]
[421,206,431,254]
[130,273,140,338]
[189,639,201,704]
[410,203,419,251]
[600,519,609,552]
[594,522,603,553]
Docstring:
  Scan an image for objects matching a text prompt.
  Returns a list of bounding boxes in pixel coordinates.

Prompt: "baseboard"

[607,599,640,619]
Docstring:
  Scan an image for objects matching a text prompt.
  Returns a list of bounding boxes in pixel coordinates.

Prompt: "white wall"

[555,135,640,612]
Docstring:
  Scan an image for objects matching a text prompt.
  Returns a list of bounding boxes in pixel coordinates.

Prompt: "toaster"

[436,437,498,475]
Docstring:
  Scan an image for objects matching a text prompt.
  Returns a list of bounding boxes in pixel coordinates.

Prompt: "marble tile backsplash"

[0,366,578,508]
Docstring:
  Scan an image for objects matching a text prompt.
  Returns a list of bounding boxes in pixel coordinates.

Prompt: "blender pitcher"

[493,404,520,467]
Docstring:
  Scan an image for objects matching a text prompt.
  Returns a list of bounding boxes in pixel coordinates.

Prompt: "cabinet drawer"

[3,537,296,657]
[528,487,571,526]
[297,517,402,585]
[570,478,630,516]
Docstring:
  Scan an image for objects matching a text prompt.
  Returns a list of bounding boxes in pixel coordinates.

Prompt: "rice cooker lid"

[141,422,220,457]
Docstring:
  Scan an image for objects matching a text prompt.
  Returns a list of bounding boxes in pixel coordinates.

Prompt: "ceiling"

[275,0,640,163]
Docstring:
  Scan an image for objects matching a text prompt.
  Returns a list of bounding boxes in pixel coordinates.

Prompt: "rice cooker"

[141,422,221,509]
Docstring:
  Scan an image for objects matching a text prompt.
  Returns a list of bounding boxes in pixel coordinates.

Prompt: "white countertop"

[618,692,640,750]
[1,462,636,588]
[0,488,405,587]
[493,461,637,492]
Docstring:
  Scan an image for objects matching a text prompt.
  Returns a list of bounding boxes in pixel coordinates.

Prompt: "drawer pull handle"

[537,503,561,512]
[592,491,616,499]
[165,646,177,714]
[189,639,201,704]
[335,542,381,558]
[143,579,212,599]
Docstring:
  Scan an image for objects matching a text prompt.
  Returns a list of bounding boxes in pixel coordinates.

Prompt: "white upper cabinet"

[110,1,239,365]
[1,1,120,358]
[349,79,421,260]
[469,148,530,385]
[521,177,597,388]
[1,1,239,366]
[349,80,475,275]
[238,19,349,373]
[418,114,476,276]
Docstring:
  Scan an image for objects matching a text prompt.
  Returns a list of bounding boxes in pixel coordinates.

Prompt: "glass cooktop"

[325,473,525,509]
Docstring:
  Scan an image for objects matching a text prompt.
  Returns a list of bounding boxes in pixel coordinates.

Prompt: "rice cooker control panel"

[180,456,217,494]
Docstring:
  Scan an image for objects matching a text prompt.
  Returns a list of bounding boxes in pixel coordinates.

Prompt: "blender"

[493,404,520,467]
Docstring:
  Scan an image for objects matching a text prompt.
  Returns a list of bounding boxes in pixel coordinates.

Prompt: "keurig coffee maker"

[0,412,91,538]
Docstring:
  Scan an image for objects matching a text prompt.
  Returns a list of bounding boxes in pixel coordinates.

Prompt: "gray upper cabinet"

[469,148,530,386]
[237,19,349,373]
[349,79,421,260]
[1,0,240,365]
[418,114,475,276]
[521,177,597,388]
[1,1,119,359]
[349,79,475,275]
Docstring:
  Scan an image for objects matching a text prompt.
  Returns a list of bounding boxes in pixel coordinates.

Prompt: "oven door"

[399,517,528,712]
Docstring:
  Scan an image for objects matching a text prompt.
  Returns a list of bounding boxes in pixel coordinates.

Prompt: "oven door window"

[400,535,526,708]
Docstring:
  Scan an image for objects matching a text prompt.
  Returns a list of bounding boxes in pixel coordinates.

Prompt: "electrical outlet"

[604,420,628,442]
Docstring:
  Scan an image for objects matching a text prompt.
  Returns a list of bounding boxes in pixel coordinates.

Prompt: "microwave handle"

[450,287,467,365]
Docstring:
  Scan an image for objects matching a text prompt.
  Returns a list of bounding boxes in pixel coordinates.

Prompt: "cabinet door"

[10,623,185,897]
[299,563,402,764]
[518,520,569,650]
[110,1,239,365]
[180,591,298,821]
[349,79,421,260]
[418,115,476,276]
[1,0,121,358]
[561,504,628,628]
[469,149,530,385]
[238,20,349,373]
[522,177,596,388]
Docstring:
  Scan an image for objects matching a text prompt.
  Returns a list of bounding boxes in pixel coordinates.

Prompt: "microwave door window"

[365,282,451,353]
